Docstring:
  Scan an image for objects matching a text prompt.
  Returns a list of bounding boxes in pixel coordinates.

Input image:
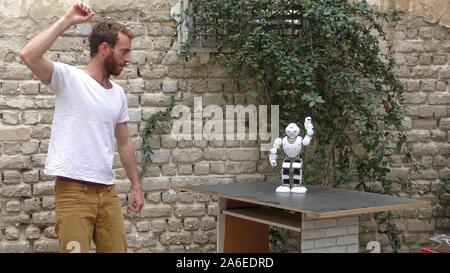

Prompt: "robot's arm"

[302,134,312,146]
[269,138,282,166]
[302,117,314,146]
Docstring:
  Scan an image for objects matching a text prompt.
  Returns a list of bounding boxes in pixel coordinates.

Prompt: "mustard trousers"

[55,178,127,253]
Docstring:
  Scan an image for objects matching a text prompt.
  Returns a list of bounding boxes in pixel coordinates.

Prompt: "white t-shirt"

[44,62,129,185]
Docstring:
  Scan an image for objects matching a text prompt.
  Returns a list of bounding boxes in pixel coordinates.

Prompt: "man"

[20,2,144,253]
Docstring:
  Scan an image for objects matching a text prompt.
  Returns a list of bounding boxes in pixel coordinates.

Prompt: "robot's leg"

[276,160,291,193]
[291,159,307,194]
[292,159,302,186]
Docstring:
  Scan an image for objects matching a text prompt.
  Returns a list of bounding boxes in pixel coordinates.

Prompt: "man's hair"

[89,22,133,58]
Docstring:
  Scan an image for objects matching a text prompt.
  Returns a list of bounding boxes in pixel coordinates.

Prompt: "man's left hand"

[128,186,144,212]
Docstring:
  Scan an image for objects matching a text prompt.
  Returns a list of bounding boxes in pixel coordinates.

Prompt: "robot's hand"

[269,154,277,167]
[304,117,314,136]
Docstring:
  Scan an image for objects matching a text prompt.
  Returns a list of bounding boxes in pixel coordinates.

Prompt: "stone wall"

[0,0,448,252]
[0,0,266,253]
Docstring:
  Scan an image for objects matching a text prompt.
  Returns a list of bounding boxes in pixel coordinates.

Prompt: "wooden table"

[177,182,431,253]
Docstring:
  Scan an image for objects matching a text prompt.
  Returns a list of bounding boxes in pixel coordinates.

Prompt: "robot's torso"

[282,136,302,158]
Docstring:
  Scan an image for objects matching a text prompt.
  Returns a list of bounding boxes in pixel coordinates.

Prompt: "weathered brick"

[43,226,57,239]
[136,220,151,232]
[405,129,430,142]
[201,216,216,231]
[203,148,227,161]
[161,163,177,176]
[31,154,47,168]
[225,161,256,174]
[149,150,170,163]
[5,200,21,212]
[403,93,427,104]
[407,219,435,232]
[25,226,40,240]
[160,231,191,245]
[177,139,194,148]
[194,163,210,175]
[0,184,32,197]
[210,162,225,174]
[167,217,183,232]
[412,119,437,130]
[326,226,348,237]
[177,164,193,175]
[302,229,326,240]
[24,198,41,213]
[171,149,203,163]
[42,196,55,210]
[20,81,39,95]
[131,50,147,65]
[429,93,450,105]
[192,232,210,244]
[1,81,20,95]
[144,192,161,204]
[162,80,178,93]
[438,143,450,155]
[161,190,177,204]
[195,193,211,203]
[177,192,195,203]
[151,219,167,233]
[39,111,53,124]
[141,93,171,107]
[0,241,31,253]
[32,181,54,195]
[418,105,433,117]
[0,65,32,80]
[314,238,336,248]
[22,141,39,155]
[32,239,59,253]
[128,109,142,123]
[160,134,177,149]
[3,141,21,155]
[417,53,432,65]
[183,217,199,231]
[142,177,169,191]
[207,203,218,216]
[0,127,31,141]
[3,170,22,184]
[228,149,260,161]
[174,204,206,217]
[31,126,51,139]
[31,211,55,227]
[439,118,450,129]
[2,111,20,124]
[141,204,172,218]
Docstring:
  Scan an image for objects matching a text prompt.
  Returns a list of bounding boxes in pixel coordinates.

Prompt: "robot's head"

[286,123,300,138]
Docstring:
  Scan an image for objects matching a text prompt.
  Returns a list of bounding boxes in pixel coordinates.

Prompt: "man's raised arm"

[19,2,95,83]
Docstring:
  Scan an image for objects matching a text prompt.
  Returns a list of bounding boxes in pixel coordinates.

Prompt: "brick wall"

[301,216,360,253]
[0,0,266,253]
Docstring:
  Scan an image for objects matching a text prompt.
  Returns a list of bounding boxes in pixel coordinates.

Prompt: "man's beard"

[104,53,123,77]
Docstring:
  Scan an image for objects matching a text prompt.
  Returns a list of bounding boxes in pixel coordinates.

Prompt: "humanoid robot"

[269,117,314,193]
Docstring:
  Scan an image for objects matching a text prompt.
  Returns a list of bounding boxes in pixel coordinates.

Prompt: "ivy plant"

[185,0,420,192]
[182,0,422,252]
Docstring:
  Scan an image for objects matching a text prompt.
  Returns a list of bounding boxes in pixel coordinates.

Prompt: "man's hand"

[128,186,144,212]
[65,2,96,25]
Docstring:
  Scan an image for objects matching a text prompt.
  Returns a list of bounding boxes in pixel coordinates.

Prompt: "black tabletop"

[178,182,430,218]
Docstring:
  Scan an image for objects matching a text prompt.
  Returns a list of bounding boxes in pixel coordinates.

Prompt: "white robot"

[269,117,314,193]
